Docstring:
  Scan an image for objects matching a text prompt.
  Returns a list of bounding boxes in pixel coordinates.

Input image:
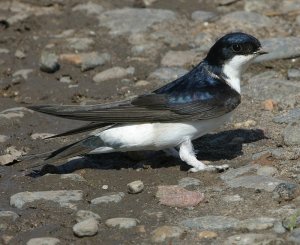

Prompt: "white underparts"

[222,54,256,93]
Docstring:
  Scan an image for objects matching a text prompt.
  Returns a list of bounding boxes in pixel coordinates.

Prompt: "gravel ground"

[1,0,300,244]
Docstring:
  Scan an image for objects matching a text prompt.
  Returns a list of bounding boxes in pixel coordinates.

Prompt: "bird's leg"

[179,139,229,172]
[163,148,180,158]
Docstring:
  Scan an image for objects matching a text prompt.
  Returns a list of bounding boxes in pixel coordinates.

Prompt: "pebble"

[60,52,111,71]
[105,217,138,229]
[26,237,61,245]
[30,133,55,140]
[0,135,9,143]
[0,48,9,54]
[233,119,257,129]
[273,221,286,234]
[180,216,239,230]
[93,67,135,83]
[178,177,201,188]
[283,122,300,146]
[261,99,277,111]
[149,67,188,82]
[0,107,32,120]
[273,109,300,124]
[255,37,300,62]
[76,210,101,223]
[288,228,300,243]
[127,180,144,194]
[225,233,283,245]
[66,37,94,51]
[14,49,26,59]
[198,230,218,239]
[257,166,278,176]
[0,146,25,165]
[135,80,150,87]
[272,182,298,201]
[102,185,108,190]
[60,174,86,182]
[236,217,277,231]
[288,69,300,80]
[12,69,33,80]
[161,50,199,67]
[151,225,184,243]
[223,194,244,202]
[73,218,99,237]
[156,185,204,208]
[10,190,83,209]
[39,52,60,73]
[191,10,218,22]
[59,75,72,83]
[0,211,19,222]
[98,8,176,35]
[90,192,125,205]
[72,2,104,15]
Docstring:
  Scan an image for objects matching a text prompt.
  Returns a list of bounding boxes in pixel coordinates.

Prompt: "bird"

[26,32,267,172]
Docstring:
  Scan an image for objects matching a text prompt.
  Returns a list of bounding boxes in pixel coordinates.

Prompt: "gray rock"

[131,42,158,56]
[220,11,272,28]
[66,37,94,51]
[288,228,300,243]
[282,210,300,230]
[191,10,218,22]
[60,174,86,182]
[255,37,300,62]
[161,50,199,67]
[15,49,26,59]
[30,133,55,140]
[149,67,188,82]
[93,67,135,83]
[0,48,9,54]
[288,69,300,80]
[105,217,138,229]
[180,216,239,230]
[257,166,278,176]
[0,146,25,166]
[12,69,33,80]
[127,180,144,194]
[237,217,277,231]
[59,76,72,83]
[274,109,300,124]
[273,182,298,201]
[72,2,104,15]
[26,237,60,245]
[223,194,244,202]
[0,211,19,222]
[91,192,125,205]
[98,8,176,35]
[225,175,285,192]
[40,52,59,73]
[225,233,283,245]
[273,221,286,234]
[0,107,32,120]
[76,210,101,223]
[80,52,110,71]
[283,122,300,146]
[244,0,275,13]
[73,218,99,237]
[0,135,9,143]
[220,164,259,181]
[178,177,201,188]
[10,190,83,209]
[151,225,185,243]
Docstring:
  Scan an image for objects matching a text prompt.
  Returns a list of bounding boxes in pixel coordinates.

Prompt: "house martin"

[27,32,267,172]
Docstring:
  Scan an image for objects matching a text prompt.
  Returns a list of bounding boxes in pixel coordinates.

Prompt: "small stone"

[178,177,201,188]
[72,2,104,15]
[288,69,300,80]
[135,80,150,87]
[198,231,218,239]
[40,52,59,73]
[10,190,83,209]
[102,185,108,190]
[149,67,188,82]
[161,50,199,67]
[156,185,204,208]
[262,99,277,111]
[30,133,55,140]
[66,37,94,51]
[273,221,286,234]
[191,11,218,22]
[0,48,9,54]
[105,217,138,229]
[225,233,283,245]
[223,194,244,202]
[0,146,25,165]
[73,218,98,237]
[59,76,72,83]
[76,210,101,223]
[284,122,300,146]
[93,67,135,83]
[180,216,239,230]
[12,69,33,80]
[60,174,86,182]
[0,107,32,120]
[237,217,277,231]
[274,109,300,124]
[127,180,144,194]
[233,120,257,129]
[272,183,299,201]
[26,237,60,245]
[0,211,19,222]
[151,225,185,243]
[15,49,26,59]
[91,192,125,205]
[0,135,9,143]
[288,228,300,243]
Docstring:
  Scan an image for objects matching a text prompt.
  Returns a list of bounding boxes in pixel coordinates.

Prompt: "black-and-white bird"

[27,32,267,172]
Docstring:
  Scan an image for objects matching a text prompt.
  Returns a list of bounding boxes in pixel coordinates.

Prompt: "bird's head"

[205,32,267,67]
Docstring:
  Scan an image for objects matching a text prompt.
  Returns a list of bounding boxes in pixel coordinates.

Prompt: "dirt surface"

[1,0,300,244]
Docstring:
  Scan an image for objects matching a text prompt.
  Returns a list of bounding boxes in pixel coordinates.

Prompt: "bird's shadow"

[28,128,266,177]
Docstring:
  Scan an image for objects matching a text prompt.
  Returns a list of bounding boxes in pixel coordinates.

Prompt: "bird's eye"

[232,44,242,52]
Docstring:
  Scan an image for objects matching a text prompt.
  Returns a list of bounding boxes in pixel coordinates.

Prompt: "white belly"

[90,112,232,153]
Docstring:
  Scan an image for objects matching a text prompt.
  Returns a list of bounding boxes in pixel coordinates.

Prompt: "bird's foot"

[188,163,229,173]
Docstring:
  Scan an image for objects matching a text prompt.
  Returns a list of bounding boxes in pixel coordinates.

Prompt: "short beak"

[255,47,268,55]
